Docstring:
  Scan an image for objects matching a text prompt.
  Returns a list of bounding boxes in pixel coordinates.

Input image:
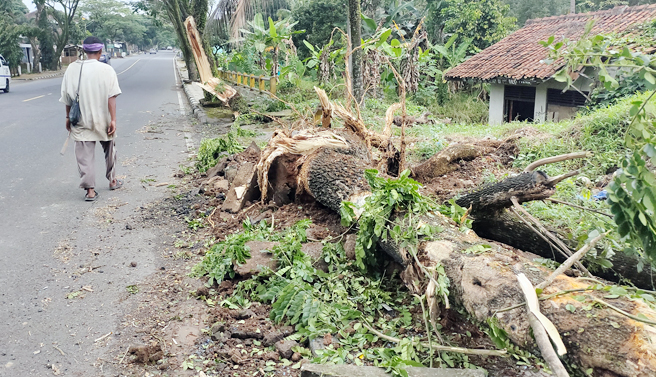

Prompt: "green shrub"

[196,132,244,173]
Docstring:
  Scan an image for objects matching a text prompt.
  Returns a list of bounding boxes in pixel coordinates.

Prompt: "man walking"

[60,36,123,201]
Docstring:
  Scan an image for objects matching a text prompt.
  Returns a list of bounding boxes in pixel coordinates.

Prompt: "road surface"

[0,51,196,376]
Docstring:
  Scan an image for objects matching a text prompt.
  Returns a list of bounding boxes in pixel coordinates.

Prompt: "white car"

[0,54,10,93]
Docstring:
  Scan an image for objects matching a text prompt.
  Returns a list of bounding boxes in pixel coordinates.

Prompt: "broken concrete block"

[275,339,298,359]
[222,161,260,213]
[302,242,328,272]
[343,234,356,260]
[300,364,485,377]
[214,178,230,191]
[233,241,278,278]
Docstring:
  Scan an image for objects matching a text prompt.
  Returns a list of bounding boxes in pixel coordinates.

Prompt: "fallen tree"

[198,81,656,375]
[251,127,656,376]
[184,16,240,107]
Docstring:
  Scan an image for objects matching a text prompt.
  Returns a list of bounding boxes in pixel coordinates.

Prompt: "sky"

[22,0,36,12]
[21,0,138,13]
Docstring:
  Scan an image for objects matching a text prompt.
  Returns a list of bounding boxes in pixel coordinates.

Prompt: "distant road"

[0,51,193,376]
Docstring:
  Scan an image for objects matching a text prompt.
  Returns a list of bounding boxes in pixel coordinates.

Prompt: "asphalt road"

[0,51,196,376]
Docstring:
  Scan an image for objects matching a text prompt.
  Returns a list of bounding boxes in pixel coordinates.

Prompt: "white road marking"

[116,59,141,75]
[23,95,44,102]
[173,57,195,156]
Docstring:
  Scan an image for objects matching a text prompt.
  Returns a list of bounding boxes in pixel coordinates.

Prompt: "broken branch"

[545,170,580,186]
[362,323,507,356]
[536,231,610,290]
[510,196,592,277]
[546,198,613,218]
[523,152,590,172]
[516,274,569,377]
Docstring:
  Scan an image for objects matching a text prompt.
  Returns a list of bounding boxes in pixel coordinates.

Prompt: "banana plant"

[240,13,304,76]
[432,34,472,69]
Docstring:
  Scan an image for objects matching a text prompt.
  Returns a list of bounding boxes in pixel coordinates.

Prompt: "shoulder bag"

[69,61,84,126]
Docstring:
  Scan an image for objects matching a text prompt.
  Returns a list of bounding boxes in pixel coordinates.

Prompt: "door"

[504,85,536,122]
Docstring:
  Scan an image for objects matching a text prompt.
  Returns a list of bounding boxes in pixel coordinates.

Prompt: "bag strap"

[75,61,84,100]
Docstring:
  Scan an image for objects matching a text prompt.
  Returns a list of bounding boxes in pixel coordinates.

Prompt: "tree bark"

[472,213,656,290]
[257,139,656,376]
[347,0,363,103]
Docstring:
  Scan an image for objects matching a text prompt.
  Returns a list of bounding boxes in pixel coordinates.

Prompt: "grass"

[514,92,653,178]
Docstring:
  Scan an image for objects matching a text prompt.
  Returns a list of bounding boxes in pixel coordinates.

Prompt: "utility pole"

[570,0,576,14]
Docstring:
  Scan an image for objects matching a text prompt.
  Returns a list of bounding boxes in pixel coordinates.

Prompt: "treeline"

[0,0,176,71]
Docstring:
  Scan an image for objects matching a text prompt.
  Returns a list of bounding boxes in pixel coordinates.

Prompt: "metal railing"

[218,69,277,96]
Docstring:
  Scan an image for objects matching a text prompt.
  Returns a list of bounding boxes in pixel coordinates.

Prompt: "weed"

[185,216,205,231]
[126,285,139,294]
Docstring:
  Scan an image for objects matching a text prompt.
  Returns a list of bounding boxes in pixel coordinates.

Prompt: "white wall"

[489,83,505,125]
[533,70,594,123]
[534,83,548,123]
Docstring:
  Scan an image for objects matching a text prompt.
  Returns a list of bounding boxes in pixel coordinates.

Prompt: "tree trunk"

[35,0,55,71]
[570,0,576,14]
[471,213,656,290]
[256,136,656,377]
[167,0,199,81]
[347,0,363,103]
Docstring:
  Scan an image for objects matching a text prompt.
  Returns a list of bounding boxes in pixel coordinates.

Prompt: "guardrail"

[218,69,277,96]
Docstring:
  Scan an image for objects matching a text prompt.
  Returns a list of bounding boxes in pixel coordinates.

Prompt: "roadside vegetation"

[142,0,656,374]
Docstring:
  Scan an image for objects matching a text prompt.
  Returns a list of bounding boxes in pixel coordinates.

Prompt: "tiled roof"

[445,4,656,82]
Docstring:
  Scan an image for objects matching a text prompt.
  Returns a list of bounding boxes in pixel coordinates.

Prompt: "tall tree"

[434,0,516,52]
[45,0,81,70]
[32,0,57,70]
[0,13,24,68]
[348,0,362,102]
[135,0,211,81]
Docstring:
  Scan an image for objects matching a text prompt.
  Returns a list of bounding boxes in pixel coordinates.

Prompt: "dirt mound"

[412,139,520,202]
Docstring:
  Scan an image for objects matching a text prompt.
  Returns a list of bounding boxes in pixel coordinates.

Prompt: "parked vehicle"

[99,53,111,65]
[0,54,10,93]
[149,49,157,54]
[167,46,173,50]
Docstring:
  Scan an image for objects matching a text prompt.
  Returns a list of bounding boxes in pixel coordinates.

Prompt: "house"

[62,45,84,65]
[445,4,656,125]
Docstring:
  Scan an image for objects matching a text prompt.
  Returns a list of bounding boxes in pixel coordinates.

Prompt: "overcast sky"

[22,0,36,12]
[21,0,137,13]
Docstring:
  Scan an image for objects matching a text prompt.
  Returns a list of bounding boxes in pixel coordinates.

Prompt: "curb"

[14,71,65,81]
[174,59,209,125]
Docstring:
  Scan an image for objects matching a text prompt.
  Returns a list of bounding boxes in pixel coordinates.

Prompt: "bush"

[427,92,488,124]
[196,132,244,173]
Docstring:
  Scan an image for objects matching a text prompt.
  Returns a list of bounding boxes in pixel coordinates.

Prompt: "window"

[547,88,588,107]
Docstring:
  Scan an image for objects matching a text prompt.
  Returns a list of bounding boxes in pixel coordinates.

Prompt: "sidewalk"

[175,58,210,124]
[13,69,65,81]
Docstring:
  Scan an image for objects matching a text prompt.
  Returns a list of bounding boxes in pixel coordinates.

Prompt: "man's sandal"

[110,179,124,190]
[85,192,100,202]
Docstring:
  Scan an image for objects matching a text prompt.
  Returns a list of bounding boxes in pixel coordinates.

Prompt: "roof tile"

[445,4,656,81]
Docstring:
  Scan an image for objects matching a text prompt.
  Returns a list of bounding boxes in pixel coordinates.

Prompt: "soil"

[415,137,520,202]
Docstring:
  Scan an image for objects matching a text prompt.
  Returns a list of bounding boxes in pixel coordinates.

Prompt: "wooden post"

[259,76,265,92]
[270,77,277,95]
[250,75,255,90]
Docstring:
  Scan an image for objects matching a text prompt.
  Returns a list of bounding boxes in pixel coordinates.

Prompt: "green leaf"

[361,13,377,32]
[303,40,316,52]
[644,71,656,85]
[268,17,277,38]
